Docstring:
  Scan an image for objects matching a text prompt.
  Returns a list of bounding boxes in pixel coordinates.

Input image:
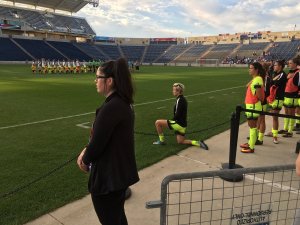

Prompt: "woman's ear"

[107,77,114,88]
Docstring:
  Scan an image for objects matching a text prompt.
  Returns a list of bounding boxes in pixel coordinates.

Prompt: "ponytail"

[250,62,266,81]
[113,58,135,104]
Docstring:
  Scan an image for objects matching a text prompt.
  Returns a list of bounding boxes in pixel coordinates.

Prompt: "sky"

[77,0,300,38]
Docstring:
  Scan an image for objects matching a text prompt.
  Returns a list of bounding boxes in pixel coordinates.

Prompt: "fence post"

[220,106,243,182]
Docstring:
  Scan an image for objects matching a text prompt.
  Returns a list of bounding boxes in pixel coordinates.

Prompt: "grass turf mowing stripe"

[0,85,244,130]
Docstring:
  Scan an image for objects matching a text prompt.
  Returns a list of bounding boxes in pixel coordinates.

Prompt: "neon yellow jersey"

[250,76,263,96]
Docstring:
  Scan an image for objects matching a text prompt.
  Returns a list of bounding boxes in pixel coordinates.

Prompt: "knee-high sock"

[284,118,289,131]
[272,128,278,138]
[248,128,257,149]
[191,140,199,146]
[159,134,165,142]
[258,132,264,142]
[289,119,295,133]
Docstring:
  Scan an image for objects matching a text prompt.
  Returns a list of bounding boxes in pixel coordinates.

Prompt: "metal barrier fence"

[223,105,300,172]
[146,164,300,225]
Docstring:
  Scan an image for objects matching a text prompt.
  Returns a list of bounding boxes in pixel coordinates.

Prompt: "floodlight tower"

[85,0,99,7]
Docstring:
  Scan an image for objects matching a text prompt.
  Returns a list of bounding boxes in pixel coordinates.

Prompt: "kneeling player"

[153,83,208,150]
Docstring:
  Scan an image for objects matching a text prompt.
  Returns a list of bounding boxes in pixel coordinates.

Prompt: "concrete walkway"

[25,117,299,225]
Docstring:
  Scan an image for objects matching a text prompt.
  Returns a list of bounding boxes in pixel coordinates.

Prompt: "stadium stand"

[73,42,110,61]
[0,37,32,61]
[2,35,300,63]
[120,45,146,62]
[46,41,91,61]
[143,44,171,63]
[174,44,212,63]
[13,38,67,60]
[155,45,190,63]
[232,42,270,58]
[266,40,300,61]
[203,43,239,60]
[95,45,122,60]
[0,5,95,35]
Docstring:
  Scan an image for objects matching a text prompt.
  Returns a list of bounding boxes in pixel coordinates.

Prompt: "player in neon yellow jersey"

[153,83,208,150]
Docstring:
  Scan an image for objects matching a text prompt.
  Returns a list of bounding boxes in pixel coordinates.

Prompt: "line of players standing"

[31,59,103,74]
[240,56,300,153]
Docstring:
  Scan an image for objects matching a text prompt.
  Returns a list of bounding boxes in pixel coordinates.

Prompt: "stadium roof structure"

[3,0,99,13]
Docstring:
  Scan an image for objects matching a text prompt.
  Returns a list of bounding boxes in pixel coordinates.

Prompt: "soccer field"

[0,64,249,225]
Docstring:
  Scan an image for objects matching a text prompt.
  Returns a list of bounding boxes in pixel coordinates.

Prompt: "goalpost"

[195,58,220,67]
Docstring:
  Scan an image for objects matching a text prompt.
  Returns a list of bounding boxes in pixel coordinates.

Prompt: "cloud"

[77,0,300,37]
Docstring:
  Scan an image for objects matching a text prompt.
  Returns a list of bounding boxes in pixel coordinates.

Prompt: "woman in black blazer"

[77,58,139,225]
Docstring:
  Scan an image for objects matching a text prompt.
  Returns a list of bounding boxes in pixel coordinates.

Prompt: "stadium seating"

[1,35,300,63]
[143,44,171,63]
[266,40,300,61]
[211,44,239,51]
[174,45,212,63]
[73,42,109,61]
[46,14,95,35]
[232,42,270,58]
[155,45,191,63]
[47,41,91,61]
[14,38,67,60]
[0,37,32,61]
[120,45,146,62]
[203,44,239,60]
[95,45,122,60]
[0,5,95,35]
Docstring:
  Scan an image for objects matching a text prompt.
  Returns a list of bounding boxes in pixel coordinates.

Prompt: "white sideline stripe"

[76,122,91,129]
[157,106,166,109]
[177,154,209,166]
[245,174,299,195]
[0,85,244,130]
[0,112,94,130]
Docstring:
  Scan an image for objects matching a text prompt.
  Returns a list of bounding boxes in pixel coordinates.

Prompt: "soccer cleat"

[278,129,288,134]
[240,143,249,148]
[255,140,263,145]
[273,137,279,144]
[241,146,254,153]
[294,123,300,131]
[199,140,209,150]
[282,132,293,138]
[153,140,166,145]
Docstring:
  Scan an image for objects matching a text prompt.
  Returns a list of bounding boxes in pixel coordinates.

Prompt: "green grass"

[0,65,249,225]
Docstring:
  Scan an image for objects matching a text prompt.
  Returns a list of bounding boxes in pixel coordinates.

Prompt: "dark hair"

[275,59,285,69]
[292,56,300,66]
[250,62,266,80]
[261,62,270,76]
[100,58,134,104]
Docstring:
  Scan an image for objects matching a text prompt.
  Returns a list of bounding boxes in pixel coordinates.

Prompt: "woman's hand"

[77,148,89,173]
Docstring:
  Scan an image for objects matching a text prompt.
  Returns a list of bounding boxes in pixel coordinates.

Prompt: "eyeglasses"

[96,75,107,79]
